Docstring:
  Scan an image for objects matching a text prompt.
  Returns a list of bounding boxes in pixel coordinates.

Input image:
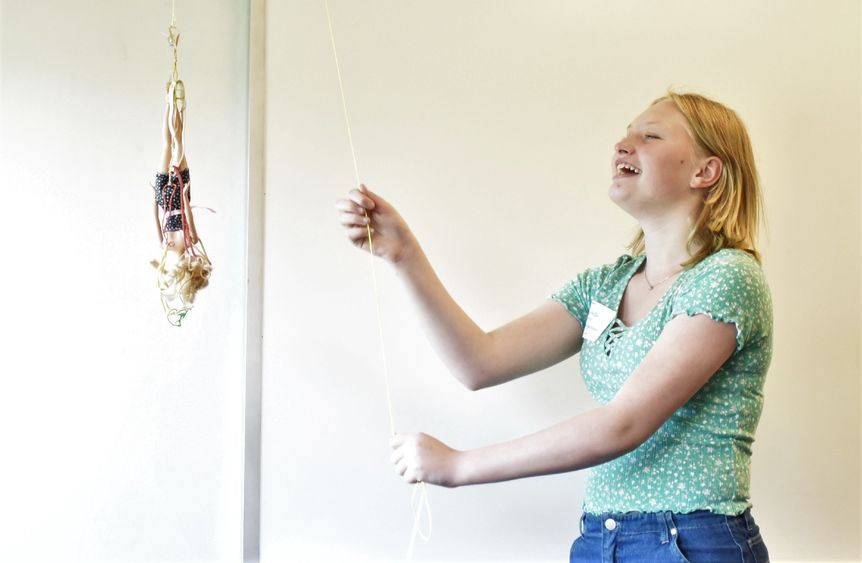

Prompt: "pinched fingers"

[348,186,376,211]
[335,198,374,246]
[389,434,417,482]
[337,209,370,228]
[389,433,423,483]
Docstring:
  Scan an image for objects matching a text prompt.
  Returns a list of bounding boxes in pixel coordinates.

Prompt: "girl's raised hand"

[335,185,417,264]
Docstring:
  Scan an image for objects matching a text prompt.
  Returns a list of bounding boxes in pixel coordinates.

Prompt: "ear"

[690,156,723,190]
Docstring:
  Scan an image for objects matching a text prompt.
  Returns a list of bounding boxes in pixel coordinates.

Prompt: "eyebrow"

[626,121,662,131]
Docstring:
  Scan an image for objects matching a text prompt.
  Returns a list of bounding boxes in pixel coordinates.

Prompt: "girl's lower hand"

[335,185,417,264]
[390,432,464,488]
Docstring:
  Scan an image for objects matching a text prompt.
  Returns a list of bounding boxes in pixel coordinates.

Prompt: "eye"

[644,133,661,140]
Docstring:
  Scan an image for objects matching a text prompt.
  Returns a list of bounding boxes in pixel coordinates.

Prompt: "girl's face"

[608,100,712,219]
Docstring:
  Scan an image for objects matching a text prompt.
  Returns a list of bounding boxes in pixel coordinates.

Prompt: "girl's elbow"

[457,369,485,392]
[608,408,652,455]
[455,363,493,392]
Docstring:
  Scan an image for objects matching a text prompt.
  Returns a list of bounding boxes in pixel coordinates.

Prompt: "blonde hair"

[170,253,212,303]
[627,91,765,266]
[151,252,213,305]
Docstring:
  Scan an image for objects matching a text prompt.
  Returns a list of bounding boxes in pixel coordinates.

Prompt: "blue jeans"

[569,507,769,562]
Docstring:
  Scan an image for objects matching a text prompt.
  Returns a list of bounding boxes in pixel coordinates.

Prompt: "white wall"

[0,1,250,562]
[263,1,861,562]
[1,1,859,562]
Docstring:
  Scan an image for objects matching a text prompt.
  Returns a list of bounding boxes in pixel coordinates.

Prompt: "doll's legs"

[168,91,188,171]
[158,100,172,175]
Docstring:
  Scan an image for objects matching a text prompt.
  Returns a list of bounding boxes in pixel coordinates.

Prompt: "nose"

[615,138,632,155]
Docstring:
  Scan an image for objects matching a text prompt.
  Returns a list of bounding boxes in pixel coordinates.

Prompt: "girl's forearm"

[455,404,634,486]
[393,245,491,390]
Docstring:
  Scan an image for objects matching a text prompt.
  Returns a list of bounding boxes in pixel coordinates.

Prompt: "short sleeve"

[549,256,630,329]
[670,250,772,352]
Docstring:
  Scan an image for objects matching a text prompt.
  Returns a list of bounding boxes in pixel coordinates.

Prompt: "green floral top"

[551,249,773,515]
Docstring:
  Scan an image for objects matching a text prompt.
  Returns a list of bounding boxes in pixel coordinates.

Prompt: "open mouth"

[615,163,642,177]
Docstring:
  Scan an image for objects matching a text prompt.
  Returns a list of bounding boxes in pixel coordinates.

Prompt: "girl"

[151,86,212,325]
[336,91,772,562]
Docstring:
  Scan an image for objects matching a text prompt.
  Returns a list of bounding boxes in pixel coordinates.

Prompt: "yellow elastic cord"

[324,0,432,557]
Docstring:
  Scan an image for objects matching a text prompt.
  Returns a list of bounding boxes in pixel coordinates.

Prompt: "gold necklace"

[643,268,681,291]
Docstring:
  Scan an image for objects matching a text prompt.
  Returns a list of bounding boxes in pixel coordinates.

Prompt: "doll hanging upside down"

[151,82,212,323]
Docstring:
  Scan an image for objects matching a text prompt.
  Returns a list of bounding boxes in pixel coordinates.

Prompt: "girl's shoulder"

[677,248,770,299]
[689,248,763,278]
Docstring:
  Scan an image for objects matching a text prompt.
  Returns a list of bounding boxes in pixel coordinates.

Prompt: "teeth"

[616,163,641,174]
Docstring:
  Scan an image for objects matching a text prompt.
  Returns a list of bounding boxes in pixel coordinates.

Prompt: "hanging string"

[324,0,360,189]
[323,0,432,558]
[168,0,180,84]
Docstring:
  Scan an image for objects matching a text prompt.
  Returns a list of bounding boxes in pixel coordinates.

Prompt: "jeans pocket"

[669,532,694,563]
[675,522,750,562]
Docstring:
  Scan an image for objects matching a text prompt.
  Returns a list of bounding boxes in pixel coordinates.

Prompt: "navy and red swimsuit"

[154,168,191,232]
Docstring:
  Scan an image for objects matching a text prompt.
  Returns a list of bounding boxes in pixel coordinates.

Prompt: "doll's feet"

[173,80,186,113]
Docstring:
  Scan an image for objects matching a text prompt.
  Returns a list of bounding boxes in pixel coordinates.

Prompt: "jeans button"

[604,518,617,531]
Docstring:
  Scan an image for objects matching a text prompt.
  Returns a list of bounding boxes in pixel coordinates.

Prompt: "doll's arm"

[183,184,199,244]
[154,200,163,243]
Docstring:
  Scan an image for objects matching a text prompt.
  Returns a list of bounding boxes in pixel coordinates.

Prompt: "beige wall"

[262,1,861,561]
[0,1,250,561]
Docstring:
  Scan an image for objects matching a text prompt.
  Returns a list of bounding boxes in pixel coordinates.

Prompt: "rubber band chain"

[323,0,432,559]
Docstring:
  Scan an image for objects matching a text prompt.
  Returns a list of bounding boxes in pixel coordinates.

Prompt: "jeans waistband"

[580,507,753,537]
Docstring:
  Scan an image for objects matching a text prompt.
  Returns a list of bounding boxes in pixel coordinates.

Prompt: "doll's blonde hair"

[627,91,765,267]
[151,251,213,308]
[170,253,212,303]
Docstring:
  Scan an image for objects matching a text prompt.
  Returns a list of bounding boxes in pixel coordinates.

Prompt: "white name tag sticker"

[582,301,617,342]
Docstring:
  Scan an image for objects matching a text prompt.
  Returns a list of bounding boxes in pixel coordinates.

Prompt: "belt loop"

[662,511,677,544]
[743,507,756,533]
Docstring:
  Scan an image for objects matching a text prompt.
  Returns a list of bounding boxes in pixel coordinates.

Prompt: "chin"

[608,186,641,217]
[608,182,629,205]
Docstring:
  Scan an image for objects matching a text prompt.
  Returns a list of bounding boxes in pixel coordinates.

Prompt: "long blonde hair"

[627,91,765,266]
[167,253,212,304]
[150,250,213,323]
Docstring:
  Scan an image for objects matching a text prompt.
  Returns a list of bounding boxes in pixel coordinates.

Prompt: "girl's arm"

[338,186,584,391]
[391,313,737,487]
[396,248,583,390]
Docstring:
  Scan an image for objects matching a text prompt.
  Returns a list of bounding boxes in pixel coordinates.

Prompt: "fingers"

[390,433,422,483]
[336,197,373,247]
[335,199,370,222]
[345,227,372,246]
[348,187,376,211]
[337,210,369,228]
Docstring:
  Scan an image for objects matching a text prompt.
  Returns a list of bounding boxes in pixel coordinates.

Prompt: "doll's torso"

[163,230,188,254]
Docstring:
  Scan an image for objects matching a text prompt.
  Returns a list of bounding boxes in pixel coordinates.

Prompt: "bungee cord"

[323,0,432,559]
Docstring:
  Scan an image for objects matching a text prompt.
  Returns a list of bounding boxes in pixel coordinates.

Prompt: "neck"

[639,216,693,278]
